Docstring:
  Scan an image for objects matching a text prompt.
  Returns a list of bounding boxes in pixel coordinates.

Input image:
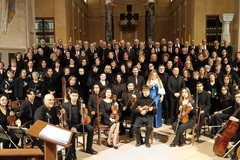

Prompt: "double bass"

[213,107,240,157]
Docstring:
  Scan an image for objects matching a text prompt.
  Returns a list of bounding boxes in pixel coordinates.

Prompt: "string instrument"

[79,99,91,125]
[213,107,240,157]
[58,108,69,129]
[110,95,119,122]
[129,94,137,109]
[177,102,193,123]
[137,100,155,112]
[61,76,67,103]
[237,146,240,160]
[7,111,17,127]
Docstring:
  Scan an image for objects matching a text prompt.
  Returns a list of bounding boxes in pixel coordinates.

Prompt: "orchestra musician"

[228,90,240,160]
[34,94,70,159]
[132,85,156,148]
[100,88,120,149]
[170,87,196,147]
[87,84,100,125]
[119,83,140,137]
[19,89,38,128]
[195,82,211,138]
[211,85,234,135]
[61,88,98,156]
[0,94,19,148]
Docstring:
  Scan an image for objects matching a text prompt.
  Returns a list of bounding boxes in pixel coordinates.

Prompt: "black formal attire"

[132,96,156,145]
[171,101,196,146]
[195,90,211,137]
[0,108,19,148]
[119,90,140,136]
[34,105,66,159]
[111,82,126,101]
[0,78,15,100]
[62,102,95,157]
[167,75,185,122]
[158,72,170,123]
[232,103,240,159]
[14,77,29,100]
[100,100,120,126]
[43,75,57,96]
[20,100,38,128]
[28,80,44,107]
[211,96,234,134]
[87,93,99,125]
[127,75,145,92]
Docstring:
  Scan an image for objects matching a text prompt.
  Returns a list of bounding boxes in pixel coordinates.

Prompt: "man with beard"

[119,83,140,137]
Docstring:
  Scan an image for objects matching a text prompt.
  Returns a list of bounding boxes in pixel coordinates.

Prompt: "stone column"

[147,0,155,40]
[219,13,234,42]
[105,0,113,43]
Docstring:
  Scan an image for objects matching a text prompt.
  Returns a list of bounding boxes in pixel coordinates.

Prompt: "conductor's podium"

[0,148,44,160]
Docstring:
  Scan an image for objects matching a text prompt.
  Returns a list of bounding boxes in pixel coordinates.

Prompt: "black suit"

[61,102,94,152]
[20,100,38,127]
[195,90,211,136]
[127,75,145,92]
[167,75,185,121]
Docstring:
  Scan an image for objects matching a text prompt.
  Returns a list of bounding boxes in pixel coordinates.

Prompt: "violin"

[129,94,137,109]
[79,100,91,125]
[59,108,69,129]
[7,111,17,126]
[137,100,155,112]
[177,103,193,123]
[110,101,120,122]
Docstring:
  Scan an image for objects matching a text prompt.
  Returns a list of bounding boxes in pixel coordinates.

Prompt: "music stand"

[26,120,73,160]
[0,125,18,148]
[7,125,35,148]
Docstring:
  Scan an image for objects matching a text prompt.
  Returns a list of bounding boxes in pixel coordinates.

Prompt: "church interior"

[0,0,240,160]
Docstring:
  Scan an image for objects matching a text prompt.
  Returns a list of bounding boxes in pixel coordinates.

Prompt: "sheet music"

[39,125,71,145]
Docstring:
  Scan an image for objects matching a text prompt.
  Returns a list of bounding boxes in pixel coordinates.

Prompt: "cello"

[213,107,240,157]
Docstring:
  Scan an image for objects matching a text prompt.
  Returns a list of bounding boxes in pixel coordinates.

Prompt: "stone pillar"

[105,0,113,43]
[219,13,234,42]
[147,0,155,40]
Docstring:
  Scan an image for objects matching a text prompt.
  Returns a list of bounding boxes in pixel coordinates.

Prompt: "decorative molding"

[219,13,234,22]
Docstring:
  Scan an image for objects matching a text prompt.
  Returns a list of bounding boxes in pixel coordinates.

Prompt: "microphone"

[46,113,52,123]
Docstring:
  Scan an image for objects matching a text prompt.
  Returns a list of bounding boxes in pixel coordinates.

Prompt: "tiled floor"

[75,124,232,160]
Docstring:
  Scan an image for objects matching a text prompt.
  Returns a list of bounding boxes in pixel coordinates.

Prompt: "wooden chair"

[185,123,199,146]
[75,132,86,151]
[139,125,154,144]
[94,97,110,145]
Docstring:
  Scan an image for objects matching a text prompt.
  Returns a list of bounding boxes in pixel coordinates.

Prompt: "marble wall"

[0,0,35,66]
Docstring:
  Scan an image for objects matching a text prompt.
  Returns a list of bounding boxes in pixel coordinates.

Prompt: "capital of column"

[219,13,234,23]
[105,0,111,5]
[149,0,154,2]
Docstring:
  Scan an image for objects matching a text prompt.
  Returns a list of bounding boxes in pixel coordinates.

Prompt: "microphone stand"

[0,125,18,149]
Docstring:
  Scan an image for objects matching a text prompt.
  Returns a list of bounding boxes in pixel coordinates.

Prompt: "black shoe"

[106,139,113,148]
[145,143,151,148]
[135,143,141,147]
[113,145,118,149]
[170,143,176,147]
[86,149,98,155]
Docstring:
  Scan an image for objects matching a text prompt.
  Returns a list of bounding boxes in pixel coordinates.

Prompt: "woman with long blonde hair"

[146,70,165,128]
[170,87,196,147]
